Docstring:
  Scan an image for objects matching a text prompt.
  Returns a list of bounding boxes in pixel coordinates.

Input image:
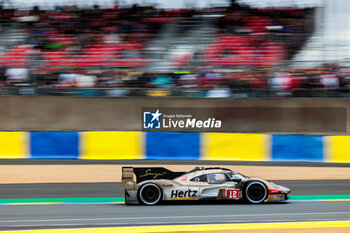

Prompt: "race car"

[122,166,291,205]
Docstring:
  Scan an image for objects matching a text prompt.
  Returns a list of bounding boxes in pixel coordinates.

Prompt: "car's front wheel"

[245,181,268,204]
[138,183,162,205]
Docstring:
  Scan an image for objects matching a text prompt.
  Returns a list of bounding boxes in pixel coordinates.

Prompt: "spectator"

[150,73,173,89]
[58,69,78,87]
[75,71,96,88]
[321,73,339,89]
[269,71,290,90]
[206,85,231,98]
[5,66,29,83]
[178,74,198,88]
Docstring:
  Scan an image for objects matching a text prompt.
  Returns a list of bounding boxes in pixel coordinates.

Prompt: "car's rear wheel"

[138,183,162,205]
[245,181,268,204]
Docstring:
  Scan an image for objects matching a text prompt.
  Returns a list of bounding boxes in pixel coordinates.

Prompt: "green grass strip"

[1,195,350,204]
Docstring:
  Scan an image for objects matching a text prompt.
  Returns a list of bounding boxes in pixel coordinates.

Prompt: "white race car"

[122,166,291,205]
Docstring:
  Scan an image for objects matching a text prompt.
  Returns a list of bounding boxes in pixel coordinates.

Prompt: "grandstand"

[0,0,339,97]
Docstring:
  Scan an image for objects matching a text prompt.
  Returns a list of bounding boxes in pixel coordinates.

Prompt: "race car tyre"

[138,183,162,205]
[245,181,268,204]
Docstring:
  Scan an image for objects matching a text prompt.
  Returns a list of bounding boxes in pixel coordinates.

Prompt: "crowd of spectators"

[0,63,349,97]
[0,2,336,97]
[23,4,174,50]
[216,3,315,60]
[0,1,315,67]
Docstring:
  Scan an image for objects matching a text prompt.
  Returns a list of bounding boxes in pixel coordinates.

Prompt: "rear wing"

[122,167,185,183]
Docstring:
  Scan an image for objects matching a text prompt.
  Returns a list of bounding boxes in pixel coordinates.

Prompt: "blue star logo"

[143,109,162,129]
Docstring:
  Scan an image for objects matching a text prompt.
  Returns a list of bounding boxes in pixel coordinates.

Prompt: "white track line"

[1,211,350,223]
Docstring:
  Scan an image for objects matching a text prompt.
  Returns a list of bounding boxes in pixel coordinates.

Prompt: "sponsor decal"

[163,118,222,129]
[181,176,187,181]
[171,189,198,199]
[139,169,167,179]
[143,109,162,129]
[162,184,173,188]
[226,189,240,199]
[142,108,222,130]
[271,194,285,200]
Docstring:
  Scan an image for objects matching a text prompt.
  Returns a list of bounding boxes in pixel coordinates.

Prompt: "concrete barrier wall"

[0,96,348,134]
[0,131,349,163]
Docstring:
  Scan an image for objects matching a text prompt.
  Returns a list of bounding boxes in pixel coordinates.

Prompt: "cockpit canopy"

[188,170,246,185]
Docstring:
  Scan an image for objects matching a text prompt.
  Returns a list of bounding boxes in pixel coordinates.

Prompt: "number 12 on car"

[226,189,240,199]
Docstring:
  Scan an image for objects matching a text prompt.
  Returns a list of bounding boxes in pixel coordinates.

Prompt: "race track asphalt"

[2,159,350,198]
[1,201,350,230]
[1,160,350,231]
[1,180,350,198]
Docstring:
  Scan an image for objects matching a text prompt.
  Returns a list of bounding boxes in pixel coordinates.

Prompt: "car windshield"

[229,171,237,176]
[227,171,248,180]
[237,172,249,178]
